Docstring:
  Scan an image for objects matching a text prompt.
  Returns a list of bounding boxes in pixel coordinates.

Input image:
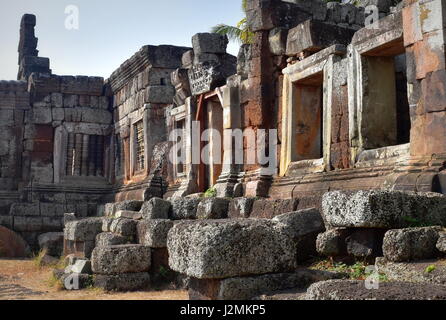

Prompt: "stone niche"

[349,11,410,163]
[280,45,346,176]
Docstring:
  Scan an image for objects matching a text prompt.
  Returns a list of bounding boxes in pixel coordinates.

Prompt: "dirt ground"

[0,258,188,300]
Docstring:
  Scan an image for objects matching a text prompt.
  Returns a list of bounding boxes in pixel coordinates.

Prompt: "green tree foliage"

[211,0,254,44]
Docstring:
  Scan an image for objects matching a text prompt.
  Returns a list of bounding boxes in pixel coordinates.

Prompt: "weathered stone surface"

[316,228,349,257]
[272,208,325,261]
[196,198,230,220]
[109,218,138,237]
[94,273,150,292]
[71,259,92,274]
[437,232,446,253]
[145,85,175,104]
[251,198,299,219]
[115,210,142,220]
[104,201,144,217]
[38,232,63,256]
[0,226,30,258]
[345,229,386,259]
[228,197,255,219]
[169,198,201,220]
[96,232,129,247]
[137,219,174,248]
[286,20,355,56]
[322,191,446,228]
[189,269,343,300]
[383,227,442,262]
[304,279,446,300]
[140,197,171,220]
[167,219,297,279]
[91,245,151,275]
[376,257,446,286]
[192,33,228,54]
[64,218,104,242]
[269,28,288,56]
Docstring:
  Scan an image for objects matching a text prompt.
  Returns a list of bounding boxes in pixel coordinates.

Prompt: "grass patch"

[46,273,64,291]
[311,259,388,281]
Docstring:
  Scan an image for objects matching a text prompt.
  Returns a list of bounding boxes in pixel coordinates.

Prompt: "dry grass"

[0,258,188,300]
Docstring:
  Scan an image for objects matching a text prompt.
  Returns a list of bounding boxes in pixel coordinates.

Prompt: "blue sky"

[0,0,244,80]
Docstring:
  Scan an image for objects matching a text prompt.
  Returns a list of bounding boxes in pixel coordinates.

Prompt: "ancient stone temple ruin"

[1,0,446,300]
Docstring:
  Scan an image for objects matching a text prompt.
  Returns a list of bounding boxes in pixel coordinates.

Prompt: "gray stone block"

[228,197,255,218]
[189,269,342,300]
[192,33,228,54]
[322,190,446,228]
[64,218,104,241]
[167,219,297,279]
[346,229,386,258]
[196,198,230,220]
[91,244,151,274]
[140,197,171,220]
[269,28,288,56]
[383,227,442,262]
[316,228,349,257]
[304,279,446,300]
[94,273,150,292]
[115,210,142,220]
[109,218,138,237]
[273,208,325,261]
[144,85,175,104]
[169,198,201,220]
[96,232,129,247]
[137,219,174,248]
[104,201,144,217]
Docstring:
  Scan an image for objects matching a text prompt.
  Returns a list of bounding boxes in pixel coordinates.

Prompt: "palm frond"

[211,24,244,43]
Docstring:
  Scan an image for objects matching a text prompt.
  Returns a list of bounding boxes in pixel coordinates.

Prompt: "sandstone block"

[322,190,446,228]
[316,228,349,257]
[196,198,230,220]
[109,218,138,237]
[91,244,151,274]
[228,197,255,218]
[64,218,104,242]
[304,279,446,300]
[169,198,201,220]
[167,219,297,279]
[114,210,142,220]
[140,197,171,220]
[192,33,228,54]
[383,227,442,262]
[189,269,342,300]
[137,219,174,248]
[94,273,150,292]
[96,232,129,247]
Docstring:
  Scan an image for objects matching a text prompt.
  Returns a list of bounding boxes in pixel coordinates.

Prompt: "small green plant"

[425,264,437,273]
[204,187,217,198]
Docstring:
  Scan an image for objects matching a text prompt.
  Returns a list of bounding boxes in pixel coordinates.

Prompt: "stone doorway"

[198,96,223,192]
